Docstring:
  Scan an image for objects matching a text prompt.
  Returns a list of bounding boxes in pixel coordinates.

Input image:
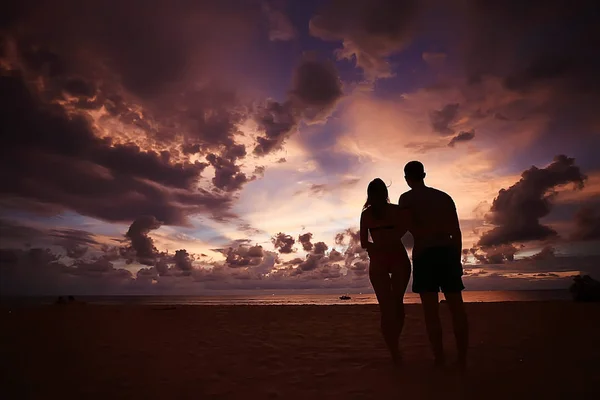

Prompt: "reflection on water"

[3,290,571,306]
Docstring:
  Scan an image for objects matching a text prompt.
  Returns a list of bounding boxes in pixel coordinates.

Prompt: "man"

[398,161,469,368]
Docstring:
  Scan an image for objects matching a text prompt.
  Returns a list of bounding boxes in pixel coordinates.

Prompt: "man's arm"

[397,193,406,209]
[397,193,412,234]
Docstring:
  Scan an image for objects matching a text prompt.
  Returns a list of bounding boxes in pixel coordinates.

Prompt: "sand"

[1,301,599,400]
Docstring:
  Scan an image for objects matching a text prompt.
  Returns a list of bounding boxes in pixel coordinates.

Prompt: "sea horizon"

[0,289,572,307]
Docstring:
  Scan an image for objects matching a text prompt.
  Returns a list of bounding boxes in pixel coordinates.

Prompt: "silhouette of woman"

[360,178,411,365]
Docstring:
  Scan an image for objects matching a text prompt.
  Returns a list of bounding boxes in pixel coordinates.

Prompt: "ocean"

[1,290,572,306]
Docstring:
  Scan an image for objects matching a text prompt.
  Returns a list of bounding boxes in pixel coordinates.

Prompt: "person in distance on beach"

[360,178,412,366]
[398,161,469,369]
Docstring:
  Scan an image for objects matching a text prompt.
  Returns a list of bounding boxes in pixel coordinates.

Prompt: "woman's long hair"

[363,178,389,219]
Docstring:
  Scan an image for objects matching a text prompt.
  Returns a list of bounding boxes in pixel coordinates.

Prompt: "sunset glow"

[1,0,599,295]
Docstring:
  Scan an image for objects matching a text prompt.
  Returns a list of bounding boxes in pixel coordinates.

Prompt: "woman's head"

[363,178,389,213]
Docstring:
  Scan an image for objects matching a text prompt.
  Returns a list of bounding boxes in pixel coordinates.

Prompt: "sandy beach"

[1,301,599,400]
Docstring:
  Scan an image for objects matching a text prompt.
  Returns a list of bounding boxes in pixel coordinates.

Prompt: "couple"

[360,161,469,369]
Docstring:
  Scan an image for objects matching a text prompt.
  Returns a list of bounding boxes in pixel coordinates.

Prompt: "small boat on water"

[339,295,351,300]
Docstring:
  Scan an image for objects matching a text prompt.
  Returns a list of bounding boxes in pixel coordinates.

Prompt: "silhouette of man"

[398,161,469,368]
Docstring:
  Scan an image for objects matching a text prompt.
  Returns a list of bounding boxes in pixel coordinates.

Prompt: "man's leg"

[419,292,445,365]
[443,291,469,368]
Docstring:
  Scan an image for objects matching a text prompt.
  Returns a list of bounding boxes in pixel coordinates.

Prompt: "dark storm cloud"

[123,216,162,266]
[0,1,274,225]
[271,232,296,254]
[253,58,343,155]
[571,206,600,241]
[309,0,420,80]
[254,100,297,155]
[479,155,587,246]
[206,153,249,192]
[0,72,233,225]
[430,103,460,135]
[158,85,248,153]
[448,130,475,147]
[290,59,343,122]
[9,0,263,97]
[463,0,600,131]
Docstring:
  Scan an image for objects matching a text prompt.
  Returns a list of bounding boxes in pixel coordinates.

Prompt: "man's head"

[404,161,426,188]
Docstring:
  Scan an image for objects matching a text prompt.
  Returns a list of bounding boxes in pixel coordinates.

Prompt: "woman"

[360,178,411,365]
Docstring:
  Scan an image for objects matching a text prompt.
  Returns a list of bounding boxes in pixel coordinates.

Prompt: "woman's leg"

[390,260,411,343]
[369,263,401,364]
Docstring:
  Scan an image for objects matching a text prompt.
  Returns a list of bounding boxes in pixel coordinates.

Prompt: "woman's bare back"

[361,204,407,250]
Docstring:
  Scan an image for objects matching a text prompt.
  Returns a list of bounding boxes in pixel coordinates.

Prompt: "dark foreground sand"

[1,301,600,400]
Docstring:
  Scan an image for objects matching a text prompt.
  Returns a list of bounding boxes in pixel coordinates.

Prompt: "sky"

[1,0,600,295]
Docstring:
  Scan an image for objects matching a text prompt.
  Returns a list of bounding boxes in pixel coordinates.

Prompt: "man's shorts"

[412,246,464,293]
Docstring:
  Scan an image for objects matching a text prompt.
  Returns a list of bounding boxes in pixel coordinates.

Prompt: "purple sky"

[1,0,599,295]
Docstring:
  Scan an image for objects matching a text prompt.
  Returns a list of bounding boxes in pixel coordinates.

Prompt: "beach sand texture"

[2,302,599,399]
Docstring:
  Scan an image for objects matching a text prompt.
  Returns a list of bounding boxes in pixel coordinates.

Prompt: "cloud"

[528,245,556,261]
[470,244,521,264]
[422,52,447,67]
[335,228,360,247]
[224,245,265,268]
[571,206,600,241]
[302,178,361,197]
[309,0,420,80]
[206,152,249,192]
[0,218,107,260]
[0,1,281,225]
[0,64,237,225]
[479,155,587,246]
[448,130,475,147]
[0,247,134,296]
[298,232,314,252]
[122,216,162,266]
[290,58,343,122]
[8,1,263,97]
[463,0,600,133]
[173,249,193,272]
[296,254,324,272]
[254,100,297,155]
[313,241,329,255]
[253,57,343,155]
[430,103,460,135]
[271,232,296,254]
[262,1,296,41]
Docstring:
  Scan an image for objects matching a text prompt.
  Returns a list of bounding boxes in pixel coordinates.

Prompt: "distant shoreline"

[0,290,573,308]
